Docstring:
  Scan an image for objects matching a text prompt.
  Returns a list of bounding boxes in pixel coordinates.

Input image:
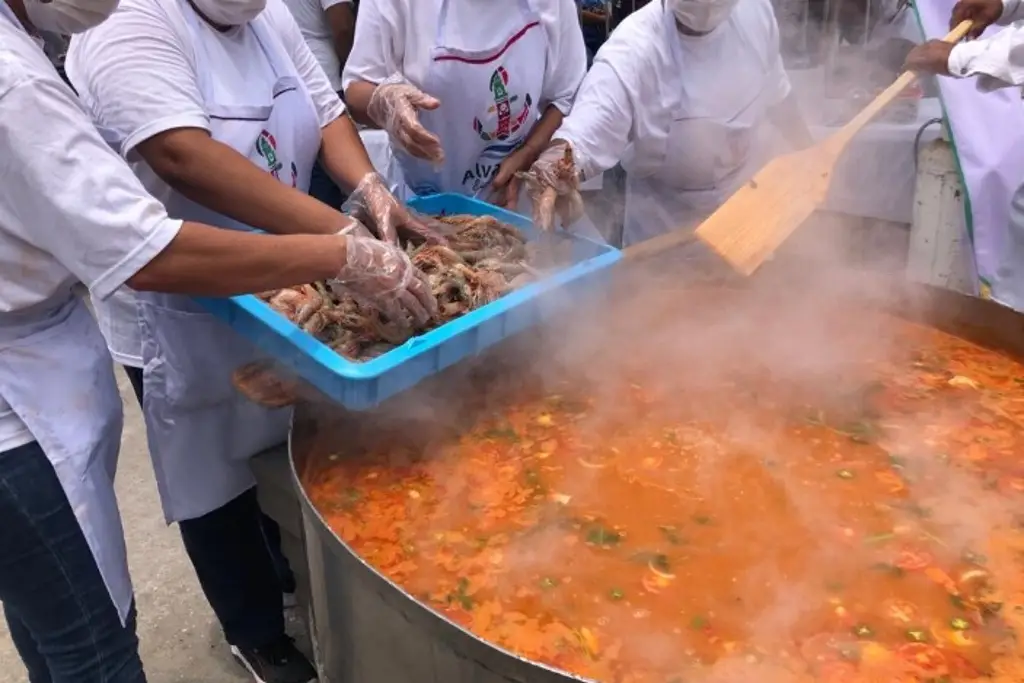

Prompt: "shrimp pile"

[257,214,571,362]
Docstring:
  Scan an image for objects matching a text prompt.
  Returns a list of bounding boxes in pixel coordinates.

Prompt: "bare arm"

[490,105,565,206]
[319,114,378,190]
[128,222,345,295]
[345,80,378,127]
[520,105,565,166]
[325,1,356,71]
[135,128,349,236]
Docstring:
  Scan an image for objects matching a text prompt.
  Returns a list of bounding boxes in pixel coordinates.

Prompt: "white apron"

[140,1,323,523]
[621,10,775,251]
[392,0,545,210]
[0,294,132,622]
[992,184,1024,311]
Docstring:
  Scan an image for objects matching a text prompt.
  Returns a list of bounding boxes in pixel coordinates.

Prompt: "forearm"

[768,92,814,149]
[344,80,378,127]
[520,105,565,166]
[127,221,344,296]
[327,5,355,68]
[319,115,378,190]
[137,129,349,236]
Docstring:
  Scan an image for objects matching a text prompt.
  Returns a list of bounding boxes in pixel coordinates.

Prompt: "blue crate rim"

[229,194,622,381]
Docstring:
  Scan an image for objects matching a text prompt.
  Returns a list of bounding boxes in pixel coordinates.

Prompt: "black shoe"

[231,636,317,683]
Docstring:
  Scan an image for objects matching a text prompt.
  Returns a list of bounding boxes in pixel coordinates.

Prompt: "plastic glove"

[366,76,445,163]
[333,222,439,326]
[346,172,447,246]
[517,141,585,232]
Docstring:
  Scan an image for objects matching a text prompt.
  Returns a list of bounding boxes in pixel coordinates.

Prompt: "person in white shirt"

[342,0,587,209]
[65,0,440,679]
[904,0,1024,316]
[519,0,814,251]
[0,0,432,681]
[904,0,1024,90]
[284,0,354,91]
[281,0,356,208]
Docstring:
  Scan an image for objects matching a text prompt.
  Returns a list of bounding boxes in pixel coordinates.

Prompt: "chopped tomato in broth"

[304,303,1024,683]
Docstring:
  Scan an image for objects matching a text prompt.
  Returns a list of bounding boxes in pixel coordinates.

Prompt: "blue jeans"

[0,441,145,683]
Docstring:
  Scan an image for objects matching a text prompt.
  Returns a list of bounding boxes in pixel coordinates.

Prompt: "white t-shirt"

[282,0,352,91]
[0,6,182,450]
[65,0,345,366]
[342,0,586,114]
[555,0,791,181]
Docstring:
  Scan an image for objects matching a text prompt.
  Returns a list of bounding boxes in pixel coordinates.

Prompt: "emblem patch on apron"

[255,129,299,187]
[472,66,533,142]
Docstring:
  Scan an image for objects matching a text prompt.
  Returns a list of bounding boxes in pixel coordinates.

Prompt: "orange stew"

[304,307,1024,683]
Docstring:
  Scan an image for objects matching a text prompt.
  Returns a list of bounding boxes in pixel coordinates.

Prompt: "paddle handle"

[830,20,973,151]
[622,223,699,261]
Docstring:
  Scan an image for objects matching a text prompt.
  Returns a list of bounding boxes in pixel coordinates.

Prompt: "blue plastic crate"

[197,193,622,410]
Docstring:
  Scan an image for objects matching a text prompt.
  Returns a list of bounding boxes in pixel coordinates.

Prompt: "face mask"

[668,0,738,34]
[23,0,118,34]
[190,0,266,26]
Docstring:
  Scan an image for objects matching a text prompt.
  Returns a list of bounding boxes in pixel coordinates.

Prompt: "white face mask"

[190,0,266,26]
[23,0,118,34]
[668,0,738,34]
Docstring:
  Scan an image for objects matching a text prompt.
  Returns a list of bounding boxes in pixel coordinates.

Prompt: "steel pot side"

[287,282,1024,683]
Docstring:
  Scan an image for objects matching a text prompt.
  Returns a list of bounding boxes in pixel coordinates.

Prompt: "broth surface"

[304,294,1024,683]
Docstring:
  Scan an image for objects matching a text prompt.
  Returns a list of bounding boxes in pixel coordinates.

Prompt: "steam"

[290,5,1024,683]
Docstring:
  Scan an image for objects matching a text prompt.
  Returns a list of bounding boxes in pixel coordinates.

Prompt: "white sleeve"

[1000,0,1024,24]
[0,71,181,301]
[267,0,346,124]
[321,0,350,10]
[65,4,208,157]
[552,62,633,181]
[947,24,1024,91]
[541,0,587,113]
[341,0,402,90]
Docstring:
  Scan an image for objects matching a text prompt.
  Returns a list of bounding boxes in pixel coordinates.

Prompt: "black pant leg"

[177,488,285,649]
[122,365,144,408]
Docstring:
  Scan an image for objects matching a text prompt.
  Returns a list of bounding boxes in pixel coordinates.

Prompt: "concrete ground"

[0,371,305,683]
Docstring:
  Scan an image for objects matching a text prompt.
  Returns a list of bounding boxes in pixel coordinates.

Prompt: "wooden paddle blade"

[693,146,835,275]
[697,19,974,276]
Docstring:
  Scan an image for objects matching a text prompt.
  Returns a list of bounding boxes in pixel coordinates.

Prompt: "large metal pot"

[284,278,1024,683]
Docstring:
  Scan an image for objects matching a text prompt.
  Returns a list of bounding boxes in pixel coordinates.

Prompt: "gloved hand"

[517,141,585,232]
[347,172,447,246]
[333,222,438,325]
[366,76,445,163]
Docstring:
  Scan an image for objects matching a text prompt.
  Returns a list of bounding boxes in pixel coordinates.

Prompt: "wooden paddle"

[675,19,975,276]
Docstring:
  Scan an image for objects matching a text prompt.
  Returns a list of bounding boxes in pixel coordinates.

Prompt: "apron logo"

[255,130,299,188]
[255,129,284,178]
[472,66,533,142]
